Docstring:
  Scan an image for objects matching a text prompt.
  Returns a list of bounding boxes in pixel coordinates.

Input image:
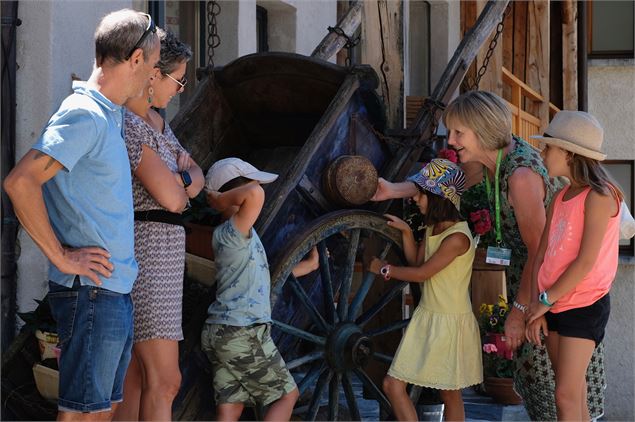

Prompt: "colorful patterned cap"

[407,158,466,210]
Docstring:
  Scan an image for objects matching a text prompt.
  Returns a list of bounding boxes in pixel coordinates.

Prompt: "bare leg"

[382,376,417,421]
[580,378,590,422]
[113,350,142,421]
[439,389,465,421]
[264,388,299,421]
[553,336,595,421]
[57,409,115,421]
[135,339,181,421]
[216,403,245,422]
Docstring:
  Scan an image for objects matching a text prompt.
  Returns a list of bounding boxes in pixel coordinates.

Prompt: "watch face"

[181,171,192,187]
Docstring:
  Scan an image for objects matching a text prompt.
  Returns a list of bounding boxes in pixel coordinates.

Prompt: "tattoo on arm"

[33,151,57,171]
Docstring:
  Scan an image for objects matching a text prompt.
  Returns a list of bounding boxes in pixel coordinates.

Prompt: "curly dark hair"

[155,27,192,75]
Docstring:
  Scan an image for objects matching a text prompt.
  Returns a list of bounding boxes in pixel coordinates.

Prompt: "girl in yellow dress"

[370,158,482,421]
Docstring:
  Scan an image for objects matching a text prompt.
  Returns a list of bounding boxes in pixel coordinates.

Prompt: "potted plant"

[478,296,522,405]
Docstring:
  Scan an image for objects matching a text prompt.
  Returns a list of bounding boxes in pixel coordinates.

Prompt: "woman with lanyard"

[371,91,606,421]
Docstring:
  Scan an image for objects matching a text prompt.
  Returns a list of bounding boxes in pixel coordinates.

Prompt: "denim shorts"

[48,278,134,413]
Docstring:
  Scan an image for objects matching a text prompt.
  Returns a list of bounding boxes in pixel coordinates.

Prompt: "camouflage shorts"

[201,323,297,406]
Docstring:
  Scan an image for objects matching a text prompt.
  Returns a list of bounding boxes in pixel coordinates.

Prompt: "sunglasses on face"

[126,13,156,60]
[164,73,188,91]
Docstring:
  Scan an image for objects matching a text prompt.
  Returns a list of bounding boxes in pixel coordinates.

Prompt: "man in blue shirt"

[4,9,160,420]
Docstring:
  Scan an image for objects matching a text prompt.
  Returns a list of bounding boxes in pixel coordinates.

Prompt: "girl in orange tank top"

[525,111,623,421]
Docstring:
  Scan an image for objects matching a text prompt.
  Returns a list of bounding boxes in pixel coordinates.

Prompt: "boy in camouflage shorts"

[201,158,318,421]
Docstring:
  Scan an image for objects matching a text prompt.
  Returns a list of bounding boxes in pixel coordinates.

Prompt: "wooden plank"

[475,0,504,94]
[526,0,549,131]
[311,0,363,61]
[361,0,404,129]
[562,0,578,109]
[502,1,514,100]
[513,0,528,82]
[461,0,478,88]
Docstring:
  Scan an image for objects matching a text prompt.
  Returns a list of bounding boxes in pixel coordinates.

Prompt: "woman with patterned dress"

[113,29,204,421]
[372,91,605,420]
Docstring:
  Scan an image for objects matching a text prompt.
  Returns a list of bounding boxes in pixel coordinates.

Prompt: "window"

[605,160,634,256]
[588,0,634,59]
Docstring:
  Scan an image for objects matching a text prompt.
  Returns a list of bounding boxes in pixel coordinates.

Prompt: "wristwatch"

[179,170,192,189]
[538,290,554,307]
[380,264,391,280]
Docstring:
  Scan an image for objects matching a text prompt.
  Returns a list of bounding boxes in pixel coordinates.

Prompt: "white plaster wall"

[428,0,461,91]
[259,0,297,52]
[14,0,134,325]
[291,0,336,57]
[588,60,635,421]
[215,0,257,66]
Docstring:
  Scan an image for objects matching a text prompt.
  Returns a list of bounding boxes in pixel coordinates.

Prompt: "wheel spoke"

[328,373,341,421]
[353,368,392,411]
[272,320,326,345]
[298,363,326,396]
[348,241,392,321]
[372,352,394,365]
[318,241,338,324]
[306,369,332,421]
[342,372,361,421]
[286,351,323,370]
[365,318,411,338]
[355,281,408,327]
[287,274,330,333]
[337,229,360,321]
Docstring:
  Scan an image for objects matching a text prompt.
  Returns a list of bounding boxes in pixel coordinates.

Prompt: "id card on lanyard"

[484,149,511,266]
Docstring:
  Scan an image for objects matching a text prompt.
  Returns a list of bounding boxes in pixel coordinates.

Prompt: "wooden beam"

[461,1,478,89]
[562,0,578,109]
[311,1,363,61]
[361,0,404,129]
[513,1,528,82]
[526,0,549,131]
[475,0,504,94]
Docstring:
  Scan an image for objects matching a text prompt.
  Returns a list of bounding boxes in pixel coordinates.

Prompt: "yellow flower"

[479,303,489,315]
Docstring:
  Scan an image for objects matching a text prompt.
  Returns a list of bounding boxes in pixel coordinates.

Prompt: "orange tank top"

[537,185,621,313]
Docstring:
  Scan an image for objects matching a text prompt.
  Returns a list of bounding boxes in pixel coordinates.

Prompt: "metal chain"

[327,25,360,67]
[462,4,511,91]
[206,1,221,68]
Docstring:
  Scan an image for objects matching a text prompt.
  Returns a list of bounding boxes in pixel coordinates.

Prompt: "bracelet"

[380,264,391,280]
[512,300,528,314]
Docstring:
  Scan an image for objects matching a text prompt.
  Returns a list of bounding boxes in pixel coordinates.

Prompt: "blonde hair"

[443,91,512,150]
[568,153,624,202]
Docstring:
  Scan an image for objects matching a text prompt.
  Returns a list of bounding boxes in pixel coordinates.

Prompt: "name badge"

[486,246,511,266]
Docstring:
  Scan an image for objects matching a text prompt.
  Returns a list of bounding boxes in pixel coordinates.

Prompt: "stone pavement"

[464,387,530,421]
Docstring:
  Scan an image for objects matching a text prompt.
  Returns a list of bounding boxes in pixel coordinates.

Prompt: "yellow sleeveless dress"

[387,221,483,390]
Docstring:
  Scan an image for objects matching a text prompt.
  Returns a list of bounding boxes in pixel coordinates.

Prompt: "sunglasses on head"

[126,13,156,60]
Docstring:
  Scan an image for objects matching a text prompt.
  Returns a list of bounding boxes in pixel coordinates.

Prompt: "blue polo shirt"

[32,82,138,294]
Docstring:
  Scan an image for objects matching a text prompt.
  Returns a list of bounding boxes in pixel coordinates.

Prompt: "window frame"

[587,0,635,59]
[605,159,635,256]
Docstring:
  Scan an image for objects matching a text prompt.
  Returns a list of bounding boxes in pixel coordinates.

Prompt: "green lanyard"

[484,149,503,245]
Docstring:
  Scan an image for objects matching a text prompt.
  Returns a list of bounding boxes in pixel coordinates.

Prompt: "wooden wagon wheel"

[269,210,412,421]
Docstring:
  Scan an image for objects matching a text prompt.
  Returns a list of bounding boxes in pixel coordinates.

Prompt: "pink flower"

[483,343,498,354]
[438,148,458,163]
[470,209,492,235]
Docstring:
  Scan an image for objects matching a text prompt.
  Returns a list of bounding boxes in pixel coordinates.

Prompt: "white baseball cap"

[205,157,278,191]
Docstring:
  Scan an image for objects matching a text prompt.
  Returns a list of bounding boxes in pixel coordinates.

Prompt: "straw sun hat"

[530,110,606,161]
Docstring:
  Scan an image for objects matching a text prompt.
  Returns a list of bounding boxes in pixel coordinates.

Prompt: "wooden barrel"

[322,155,378,207]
